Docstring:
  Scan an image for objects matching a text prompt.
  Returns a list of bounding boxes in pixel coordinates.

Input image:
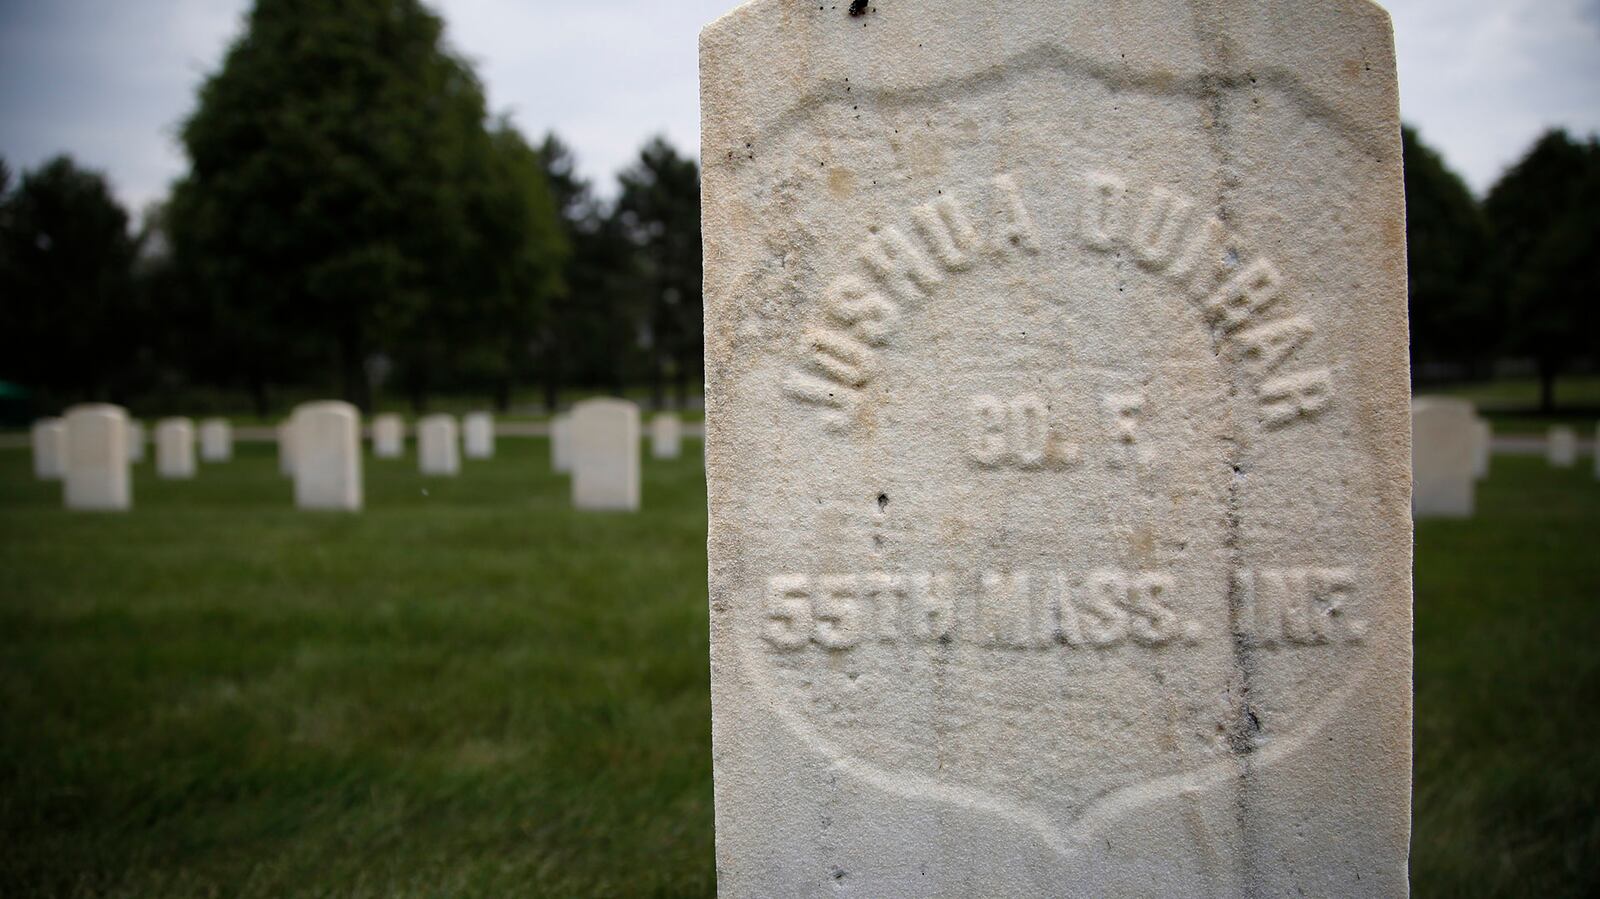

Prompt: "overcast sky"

[0,0,1596,216]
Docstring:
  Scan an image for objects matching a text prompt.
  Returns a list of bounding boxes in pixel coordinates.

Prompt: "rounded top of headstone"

[158,416,194,427]
[573,397,640,414]
[1411,396,1476,417]
[64,403,128,420]
[295,400,359,419]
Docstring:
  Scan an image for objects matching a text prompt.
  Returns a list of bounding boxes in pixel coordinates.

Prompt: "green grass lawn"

[1434,376,1600,435]
[1,443,1597,896]
[0,439,714,897]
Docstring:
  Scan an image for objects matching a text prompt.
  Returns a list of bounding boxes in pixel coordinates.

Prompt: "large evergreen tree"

[1485,130,1600,411]
[1403,126,1495,379]
[0,156,138,404]
[615,137,702,409]
[167,0,499,409]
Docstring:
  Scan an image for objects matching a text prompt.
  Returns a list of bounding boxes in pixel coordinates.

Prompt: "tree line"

[0,0,1593,418]
[0,0,700,419]
[1404,126,1598,410]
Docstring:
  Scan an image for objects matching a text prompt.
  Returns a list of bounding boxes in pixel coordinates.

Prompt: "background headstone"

[571,398,639,511]
[651,412,682,459]
[278,418,298,476]
[1548,426,1577,467]
[156,417,196,480]
[701,0,1411,893]
[63,404,130,511]
[1413,398,1477,518]
[463,411,495,460]
[372,413,405,459]
[1471,417,1491,481]
[418,414,460,476]
[127,420,146,463]
[199,418,233,462]
[292,401,362,511]
[31,417,66,480]
[551,414,573,472]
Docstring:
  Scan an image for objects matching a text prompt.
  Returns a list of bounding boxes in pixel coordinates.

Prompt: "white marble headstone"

[277,418,298,476]
[1548,426,1577,468]
[63,404,131,511]
[551,414,574,472]
[651,412,682,459]
[1412,398,1476,518]
[463,411,495,460]
[1470,417,1490,481]
[292,401,362,511]
[199,418,233,462]
[155,417,196,480]
[701,0,1412,893]
[372,413,405,459]
[418,414,460,476]
[571,398,640,511]
[31,418,66,480]
[127,420,146,464]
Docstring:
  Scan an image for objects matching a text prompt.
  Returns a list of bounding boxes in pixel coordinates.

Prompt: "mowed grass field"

[0,438,714,897]
[0,439,1597,896]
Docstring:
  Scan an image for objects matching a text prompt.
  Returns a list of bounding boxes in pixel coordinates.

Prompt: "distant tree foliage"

[1403,126,1495,378]
[166,0,565,411]
[0,156,140,405]
[1484,130,1600,412]
[616,138,703,409]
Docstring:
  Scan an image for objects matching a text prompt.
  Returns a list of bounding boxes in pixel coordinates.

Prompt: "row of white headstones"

[29,398,687,513]
[1412,397,1598,519]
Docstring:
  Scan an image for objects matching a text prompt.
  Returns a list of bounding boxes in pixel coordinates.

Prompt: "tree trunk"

[1538,358,1557,414]
[493,376,512,413]
[249,376,269,419]
[338,332,371,412]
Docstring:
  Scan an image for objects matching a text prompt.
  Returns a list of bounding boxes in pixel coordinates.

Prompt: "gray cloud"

[1,0,1596,216]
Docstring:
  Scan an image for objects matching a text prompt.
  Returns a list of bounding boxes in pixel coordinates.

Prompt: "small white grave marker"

[31,418,66,480]
[1413,398,1476,518]
[372,413,404,458]
[571,399,639,511]
[155,418,196,480]
[651,413,682,459]
[463,411,495,460]
[551,414,573,472]
[1549,426,1577,467]
[63,404,131,511]
[292,401,362,511]
[199,418,233,462]
[418,414,460,476]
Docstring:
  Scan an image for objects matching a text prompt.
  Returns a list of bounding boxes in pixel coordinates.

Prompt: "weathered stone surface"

[372,413,405,459]
[199,418,233,462]
[418,414,460,476]
[464,411,495,460]
[551,414,574,472]
[1471,417,1491,481]
[31,418,66,480]
[1548,426,1577,467]
[278,418,298,476]
[156,418,196,480]
[63,404,131,511]
[127,420,146,464]
[651,412,682,459]
[701,1,1411,894]
[1412,398,1475,518]
[292,401,362,511]
[571,398,639,511]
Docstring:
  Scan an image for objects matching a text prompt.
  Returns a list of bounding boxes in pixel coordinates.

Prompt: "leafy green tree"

[537,134,643,403]
[0,156,138,403]
[168,0,496,409]
[1485,130,1600,411]
[1403,126,1496,379]
[615,137,702,409]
